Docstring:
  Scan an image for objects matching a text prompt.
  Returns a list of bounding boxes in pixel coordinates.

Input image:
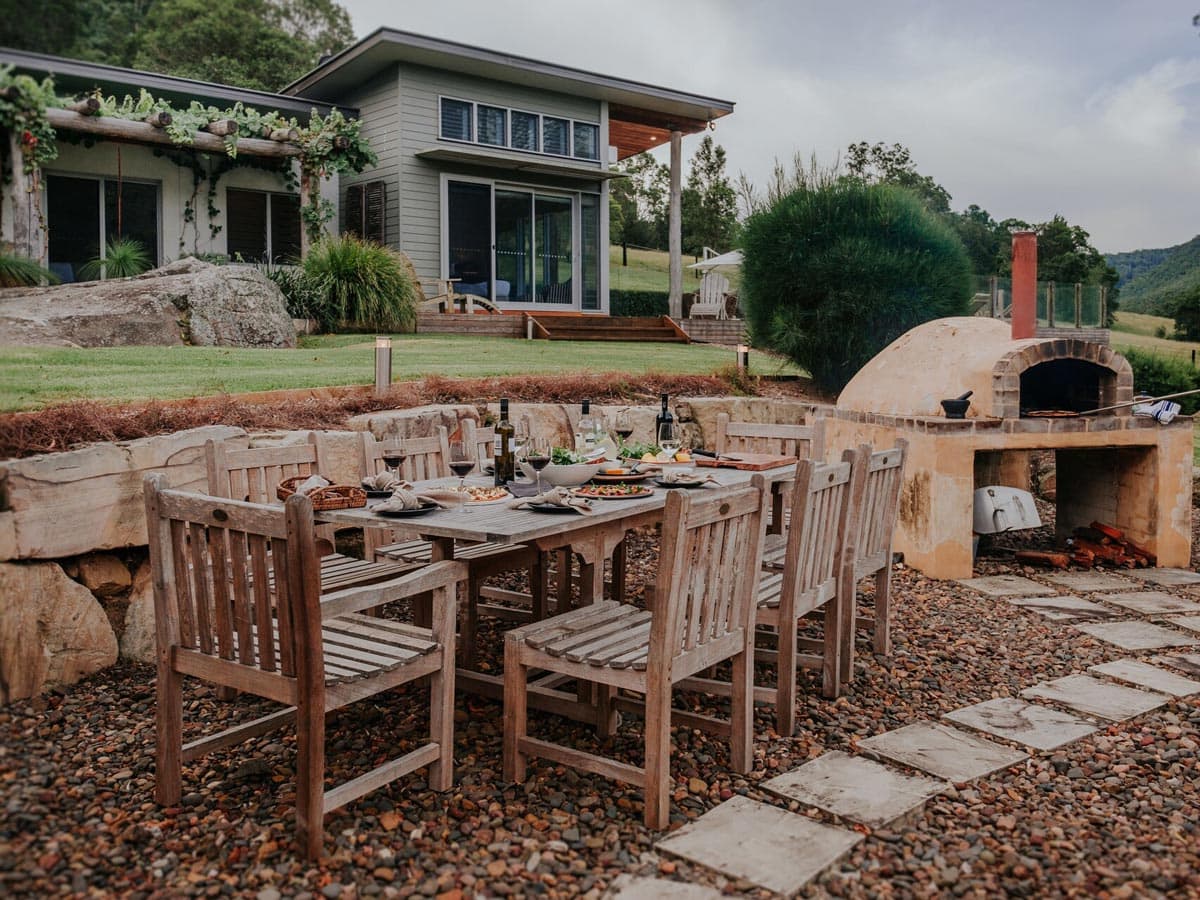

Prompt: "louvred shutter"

[343,184,364,238]
[363,181,386,243]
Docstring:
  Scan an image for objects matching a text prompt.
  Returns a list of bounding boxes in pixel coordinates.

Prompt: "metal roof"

[285,28,734,126]
[0,48,350,117]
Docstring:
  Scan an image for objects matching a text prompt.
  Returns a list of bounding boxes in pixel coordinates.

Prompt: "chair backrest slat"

[361,428,451,482]
[249,532,276,672]
[206,437,322,504]
[463,420,496,470]
[853,441,908,577]
[715,413,826,460]
[652,479,768,668]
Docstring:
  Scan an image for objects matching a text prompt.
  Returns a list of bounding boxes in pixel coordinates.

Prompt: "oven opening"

[1019,359,1111,415]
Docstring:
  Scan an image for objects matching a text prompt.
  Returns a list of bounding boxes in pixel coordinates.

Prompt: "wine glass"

[524,436,551,496]
[381,437,407,482]
[614,411,634,453]
[657,421,680,460]
[448,441,475,511]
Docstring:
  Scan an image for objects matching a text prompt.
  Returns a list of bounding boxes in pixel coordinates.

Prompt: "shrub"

[740,179,972,391]
[301,236,417,333]
[80,237,152,280]
[611,289,669,317]
[0,249,58,287]
[1121,347,1200,414]
[265,264,332,330]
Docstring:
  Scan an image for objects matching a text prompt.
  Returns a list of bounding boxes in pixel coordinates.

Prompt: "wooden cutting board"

[695,453,797,471]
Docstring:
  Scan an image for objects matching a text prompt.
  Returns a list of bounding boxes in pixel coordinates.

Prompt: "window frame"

[225,186,302,264]
[509,108,540,153]
[572,122,600,161]
[438,96,475,143]
[437,95,600,163]
[44,171,163,277]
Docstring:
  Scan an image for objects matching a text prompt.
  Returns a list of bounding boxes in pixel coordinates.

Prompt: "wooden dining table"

[314,463,797,723]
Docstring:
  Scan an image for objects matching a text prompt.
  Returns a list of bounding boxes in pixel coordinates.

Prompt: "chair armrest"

[319,560,469,619]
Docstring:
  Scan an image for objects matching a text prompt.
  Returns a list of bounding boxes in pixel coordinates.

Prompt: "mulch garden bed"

[1,507,1197,898]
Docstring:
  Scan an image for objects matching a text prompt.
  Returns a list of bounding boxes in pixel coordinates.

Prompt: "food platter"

[573,484,655,500]
[446,485,511,504]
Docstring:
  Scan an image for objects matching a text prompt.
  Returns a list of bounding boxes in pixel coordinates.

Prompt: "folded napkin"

[374,486,449,512]
[362,471,406,491]
[294,474,331,496]
[658,468,719,485]
[508,486,593,514]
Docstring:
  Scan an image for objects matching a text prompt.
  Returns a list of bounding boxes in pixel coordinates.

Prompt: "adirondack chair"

[204,436,412,594]
[688,271,730,319]
[503,478,770,829]
[399,251,500,315]
[144,474,465,859]
[362,429,544,665]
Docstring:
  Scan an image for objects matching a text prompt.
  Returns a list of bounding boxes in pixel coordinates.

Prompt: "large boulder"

[0,561,118,703]
[0,259,296,348]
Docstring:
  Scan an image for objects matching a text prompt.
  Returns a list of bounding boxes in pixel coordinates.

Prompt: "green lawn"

[607,245,741,294]
[0,334,800,412]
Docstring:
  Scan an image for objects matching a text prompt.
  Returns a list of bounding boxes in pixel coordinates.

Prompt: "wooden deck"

[416,311,691,343]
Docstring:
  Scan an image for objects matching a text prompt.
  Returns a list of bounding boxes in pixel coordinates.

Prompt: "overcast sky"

[341,0,1199,253]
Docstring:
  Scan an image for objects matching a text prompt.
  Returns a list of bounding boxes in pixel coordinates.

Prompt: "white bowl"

[519,460,605,487]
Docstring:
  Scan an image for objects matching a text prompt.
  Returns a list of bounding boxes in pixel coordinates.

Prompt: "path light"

[375,336,392,396]
[737,344,750,373]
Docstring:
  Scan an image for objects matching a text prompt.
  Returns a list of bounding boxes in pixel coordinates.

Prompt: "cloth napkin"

[1133,399,1181,425]
[374,486,451,512]
[508,487,594,514]
[362,471,406,491]
[293,474,331,496]
[658,468,720,486]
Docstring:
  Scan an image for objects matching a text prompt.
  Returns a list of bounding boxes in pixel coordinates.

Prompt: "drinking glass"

[657,421,680,459]
[381,438,407,482]
[448,441,475,511]
[614,411,634,451]
[524,436,552,495]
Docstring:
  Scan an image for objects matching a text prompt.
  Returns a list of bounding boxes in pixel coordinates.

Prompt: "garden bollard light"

[737,344,750,373]
[375,336,392,396]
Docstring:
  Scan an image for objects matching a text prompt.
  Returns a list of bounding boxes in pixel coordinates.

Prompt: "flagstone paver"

[1041,571,1138,592]
[655,796,862,897]
[761,751,947,828]
[604,875,725,899]
[1105,591,1200,616]
[1088,658,1200,697]
[944,697,1097,751]
[1074,621,1200,650]
[1005,595,1122,622]
[958,575,1053,598]
[1153,652,1200,678]
[1138,567,1200,587]
[1167,615,1200,633]
[1020,674,1169,720]
[858,721,1029,783]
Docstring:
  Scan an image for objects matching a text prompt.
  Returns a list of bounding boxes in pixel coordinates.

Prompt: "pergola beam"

[45,108,302,158]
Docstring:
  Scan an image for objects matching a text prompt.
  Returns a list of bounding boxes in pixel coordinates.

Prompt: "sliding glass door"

[446,181,492,298]
[535,195,572,305]
[495,189,533,302]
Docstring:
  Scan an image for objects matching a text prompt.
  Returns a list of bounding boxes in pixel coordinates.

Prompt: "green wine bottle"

[494,398,516,486]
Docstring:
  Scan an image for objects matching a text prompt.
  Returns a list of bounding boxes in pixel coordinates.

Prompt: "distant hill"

[1107,235,1200,314]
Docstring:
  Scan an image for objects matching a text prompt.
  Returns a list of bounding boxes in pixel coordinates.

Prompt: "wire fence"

[971,275,1107,328]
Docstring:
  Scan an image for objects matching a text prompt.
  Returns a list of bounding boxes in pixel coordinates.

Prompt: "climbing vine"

[0,67,58,174]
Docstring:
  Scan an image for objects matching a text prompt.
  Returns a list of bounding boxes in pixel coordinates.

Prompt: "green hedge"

[611,290,669,317]
[1121,347,1200,414]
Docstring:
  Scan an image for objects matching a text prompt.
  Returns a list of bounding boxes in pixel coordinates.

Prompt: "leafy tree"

[740,179,972,392]
[681,136,738,254]
[609,152,668,249]
[1169,283,1200,341]
[950,204,1006,276]
[845,141,952,215]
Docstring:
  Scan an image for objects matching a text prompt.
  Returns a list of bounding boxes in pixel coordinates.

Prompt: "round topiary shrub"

[740,180,973,392]
[302,235,418,333]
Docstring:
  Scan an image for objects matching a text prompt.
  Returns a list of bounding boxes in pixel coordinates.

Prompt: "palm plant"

[80,238,152,281]
[301,236,417,332]
[0,249,59,288]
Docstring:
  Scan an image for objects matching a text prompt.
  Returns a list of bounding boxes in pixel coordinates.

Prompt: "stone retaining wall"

[0,396,818,702]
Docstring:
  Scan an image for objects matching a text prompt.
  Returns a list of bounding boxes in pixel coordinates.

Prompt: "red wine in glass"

[448,459,476,478]
[525,451,550,494]
[381,452,406,479]
[615,427,634,442]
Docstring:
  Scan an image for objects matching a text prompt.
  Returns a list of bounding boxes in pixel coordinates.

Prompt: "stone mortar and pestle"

[940,390,973,419]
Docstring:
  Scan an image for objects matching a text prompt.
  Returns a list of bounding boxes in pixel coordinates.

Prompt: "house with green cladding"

[0,29,733,316]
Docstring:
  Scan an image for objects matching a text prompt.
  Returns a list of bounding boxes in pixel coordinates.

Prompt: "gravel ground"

[2,512,1198,899]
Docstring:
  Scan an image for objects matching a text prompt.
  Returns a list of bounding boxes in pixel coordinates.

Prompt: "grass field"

[0,334,800,413]
[607,245,741,294]
[1111,311,1200,362]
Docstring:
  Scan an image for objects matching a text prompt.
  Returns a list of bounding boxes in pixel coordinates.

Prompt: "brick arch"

[991,340,1133,419]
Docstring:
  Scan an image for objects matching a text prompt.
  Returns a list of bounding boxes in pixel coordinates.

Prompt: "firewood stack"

[1016,521,1157,570]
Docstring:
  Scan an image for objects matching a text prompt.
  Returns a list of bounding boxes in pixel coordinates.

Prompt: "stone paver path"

[1005,595,1121,622]
[1138,567,1200,587]
[1074,620,1200,650]
[761,751,947,828]
[944,697,1097,751]
[655,795,863,897]
[1020,673,1169,720]
[1167,614,1200,633]
[1088,658,1200,697]
[1041,571,1138,592]
[1154,652,1200,677]
[604,875,725,899]
[858,721,1029,783]
[958,575,1051,598]
[1105,591,1200,616]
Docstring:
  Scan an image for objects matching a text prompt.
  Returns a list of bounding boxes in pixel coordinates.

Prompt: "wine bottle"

[654,394,674,434]
[576,399,598,454]
[494,398,515,486]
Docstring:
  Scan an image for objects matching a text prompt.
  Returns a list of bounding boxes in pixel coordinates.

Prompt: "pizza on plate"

[573,484,655,499]
[447,484,510,502]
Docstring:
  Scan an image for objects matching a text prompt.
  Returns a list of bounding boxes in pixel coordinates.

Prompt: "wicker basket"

[276,477,367,510]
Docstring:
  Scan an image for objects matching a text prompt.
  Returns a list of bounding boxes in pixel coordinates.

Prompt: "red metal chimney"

[1011,230,1037,340]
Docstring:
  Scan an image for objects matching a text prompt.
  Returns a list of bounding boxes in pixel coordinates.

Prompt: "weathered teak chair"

[362,428,545,665]
[714,413,825,459]
[688,271,730,319]
[204,436,409,593]
[844,441,908,668]
[504,478,769,829]
[144,474,465,859]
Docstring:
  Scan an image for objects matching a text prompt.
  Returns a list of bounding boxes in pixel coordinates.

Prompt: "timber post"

[6,129,46,263]
[667,129,682,319]
[299,169,312,259]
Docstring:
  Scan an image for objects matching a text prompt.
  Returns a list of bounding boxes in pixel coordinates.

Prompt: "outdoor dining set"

[142,411,907,859]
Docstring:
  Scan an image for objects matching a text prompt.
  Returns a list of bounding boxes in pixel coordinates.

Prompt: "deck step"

[531,315,688,343]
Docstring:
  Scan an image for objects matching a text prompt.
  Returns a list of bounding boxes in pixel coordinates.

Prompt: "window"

[573,123,599,160]
[46,174,160,282]
[440,98,472,141]
[543,117,570,155]
[477,105,506,146]
[226,189,301,263]
[344,181,387,243]
[511,111,539,152]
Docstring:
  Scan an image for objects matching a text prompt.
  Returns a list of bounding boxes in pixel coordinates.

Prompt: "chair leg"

[839,579,856,686]
[460,576,480,668]
[530,552,549,622]
[775,617,798,737]
[155,662,183,805]
[294,698,326,861]
[873,567,892,656]
[596,684,616,738]
[643,681,672,829]
[503,639,528,783]
[215,685,239,702]
[556,548,572,612]
[730,647,753,774]
[428,661,456,792]
[822,597,843,700]
[610,538,626,603]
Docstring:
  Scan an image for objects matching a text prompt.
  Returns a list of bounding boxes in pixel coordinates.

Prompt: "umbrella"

[687,250,743,271]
